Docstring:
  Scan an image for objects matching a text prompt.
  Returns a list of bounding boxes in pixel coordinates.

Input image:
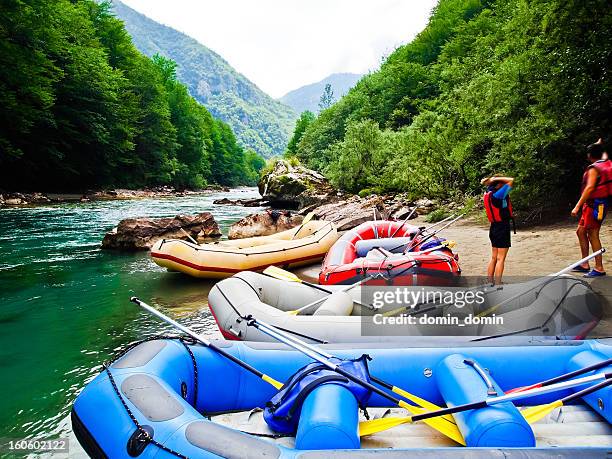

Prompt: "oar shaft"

[552,248,606,277]
[293,276,374,314]
[412,371,612,422]
[562,378,612,403]
[132,298,274,384]
[509,357,612,394]
[390,207,417,238]
[249,317,408,407]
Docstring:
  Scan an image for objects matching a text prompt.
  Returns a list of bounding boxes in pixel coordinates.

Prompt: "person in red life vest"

[481,175,515,284]
[571,140,611,277]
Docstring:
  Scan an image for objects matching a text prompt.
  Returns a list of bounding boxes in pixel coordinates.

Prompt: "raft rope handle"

[102,334,202,459]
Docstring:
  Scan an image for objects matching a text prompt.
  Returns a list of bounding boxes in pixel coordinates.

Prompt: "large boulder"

[228,209,303,239]
[310,195,417,231]
[258,159,338,209]
[102,212,221,250]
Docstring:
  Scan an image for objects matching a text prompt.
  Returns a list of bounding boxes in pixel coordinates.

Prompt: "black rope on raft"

[212,284,328,344]
[102,334,202,458]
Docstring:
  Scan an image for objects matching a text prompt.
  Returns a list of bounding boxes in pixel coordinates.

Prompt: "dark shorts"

[489,221,511,248]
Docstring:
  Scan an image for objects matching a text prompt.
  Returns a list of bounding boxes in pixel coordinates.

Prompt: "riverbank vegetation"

[288,0,611,209]
[0,0,264,190]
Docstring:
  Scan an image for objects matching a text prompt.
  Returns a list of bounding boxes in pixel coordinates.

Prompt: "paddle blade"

[521,400,563,425]
[263,265,301,283]
[359,409,465,445]
[393,386,454,422]
[287,310,300,315]
[359,416,411,437]
[262,374,284,390]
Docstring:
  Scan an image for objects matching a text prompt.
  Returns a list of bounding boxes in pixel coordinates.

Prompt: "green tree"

[285,111,315,157]
[318,83,334,111]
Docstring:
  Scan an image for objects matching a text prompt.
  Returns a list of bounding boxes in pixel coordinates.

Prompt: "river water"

[0,188,265,452]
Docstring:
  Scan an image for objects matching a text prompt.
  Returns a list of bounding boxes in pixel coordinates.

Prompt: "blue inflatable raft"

[72,337,612,457]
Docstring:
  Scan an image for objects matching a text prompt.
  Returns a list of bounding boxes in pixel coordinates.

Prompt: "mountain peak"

[111,0,296,157]
[279,73,363,114]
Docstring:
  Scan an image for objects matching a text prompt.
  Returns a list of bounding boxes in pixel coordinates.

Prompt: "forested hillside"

[0,0,264,190]
[280,73,362,114]
[112,0,296,158]
[291,0,611,208]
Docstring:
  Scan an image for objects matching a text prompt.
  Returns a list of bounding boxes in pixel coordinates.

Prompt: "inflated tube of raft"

[566,350,612,423]
[313,291,354,316]
[354,237,412,257]
[436,354,535,447]
[295,383,360,450]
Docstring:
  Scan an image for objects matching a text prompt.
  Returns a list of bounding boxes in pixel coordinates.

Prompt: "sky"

[121,0,438,98]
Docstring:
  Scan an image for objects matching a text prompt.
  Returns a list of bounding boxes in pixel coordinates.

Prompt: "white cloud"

[120,0,437,98]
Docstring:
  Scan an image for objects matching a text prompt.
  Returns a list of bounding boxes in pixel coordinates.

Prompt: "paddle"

[286,274,378,315]
[372,208,379,239]
[387,214,455,254]
[506,357,612,394]
[130,297,284,390]
[262,265,375,313]
[358,370,612,436]
[402,213,464,253]
[476,248,606,317]
[180,228,198,245]
[291,211,315,240]
[244,316,464,444]
[389,207,417,238]
[519,378,612,424]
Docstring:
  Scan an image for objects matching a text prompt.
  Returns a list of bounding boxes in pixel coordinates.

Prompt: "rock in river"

[102,212,221,250]
[258,159,338,209]
[228,209,303,239]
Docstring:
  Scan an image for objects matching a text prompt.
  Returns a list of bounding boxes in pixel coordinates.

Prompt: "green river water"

[0,188,264,454]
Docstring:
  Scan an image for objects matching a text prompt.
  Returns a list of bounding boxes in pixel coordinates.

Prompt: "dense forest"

[112,0,296,159]
[288,0,611,209]
[0,0,264,190]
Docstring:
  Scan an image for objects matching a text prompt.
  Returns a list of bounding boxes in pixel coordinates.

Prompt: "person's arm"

[572,168,598,216]
[493,183,512,200]
[481,176,514,187]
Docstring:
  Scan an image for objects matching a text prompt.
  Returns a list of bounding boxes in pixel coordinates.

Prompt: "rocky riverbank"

[0,185,230,207]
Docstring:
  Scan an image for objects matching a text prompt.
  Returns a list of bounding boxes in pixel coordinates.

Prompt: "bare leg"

[587,227,605,272]
[488,247,498,282]
[494,248,509,284]
[576,225,591,269]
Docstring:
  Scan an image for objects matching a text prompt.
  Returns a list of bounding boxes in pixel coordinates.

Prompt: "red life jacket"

[484,191,513,223]
[582,159,612,200]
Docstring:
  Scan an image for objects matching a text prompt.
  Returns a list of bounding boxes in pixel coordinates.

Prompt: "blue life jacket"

[263,355,373,434]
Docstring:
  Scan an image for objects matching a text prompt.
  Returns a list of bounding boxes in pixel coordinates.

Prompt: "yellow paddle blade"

[262,374,284,390]
[287,310,300,315]
[359,416,412,437]
[359,403,465,445]
[291,212,316,240]
[263,265,302,283]
[521,400,563,425]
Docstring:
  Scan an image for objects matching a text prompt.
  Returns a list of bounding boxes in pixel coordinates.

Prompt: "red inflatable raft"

[319,220,460,286]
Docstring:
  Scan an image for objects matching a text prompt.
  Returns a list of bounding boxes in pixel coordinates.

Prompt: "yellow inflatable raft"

[150,220,338,279]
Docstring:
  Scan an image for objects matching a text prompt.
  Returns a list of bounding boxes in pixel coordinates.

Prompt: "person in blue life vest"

[481,175,515,284]
[571,139,611,277]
